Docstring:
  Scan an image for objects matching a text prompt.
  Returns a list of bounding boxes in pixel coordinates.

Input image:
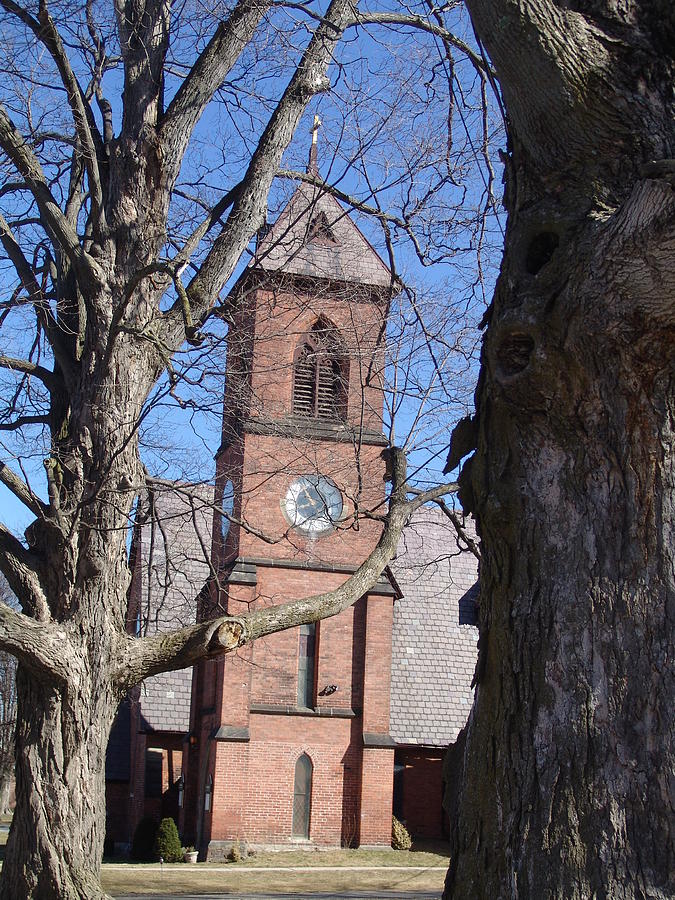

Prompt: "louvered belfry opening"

[292,321,347,421]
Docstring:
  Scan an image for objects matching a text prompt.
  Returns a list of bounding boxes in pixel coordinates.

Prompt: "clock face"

[284,475,343,536]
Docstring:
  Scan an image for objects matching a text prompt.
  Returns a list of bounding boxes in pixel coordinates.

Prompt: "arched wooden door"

[292,753,313,839]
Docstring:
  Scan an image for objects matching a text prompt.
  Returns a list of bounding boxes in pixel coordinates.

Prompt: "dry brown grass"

[227,844,449,868]
[1,821,448,895]
[101,863,446,895]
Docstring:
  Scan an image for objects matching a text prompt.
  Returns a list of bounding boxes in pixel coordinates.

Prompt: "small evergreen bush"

[153,817,183,862]
[130,816,158,862]
[391,815,412,850]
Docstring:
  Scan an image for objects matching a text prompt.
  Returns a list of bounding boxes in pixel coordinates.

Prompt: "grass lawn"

[2,820,448,895]
[101,844,449,895]
[102,864,446,895]
[219,843,449,868]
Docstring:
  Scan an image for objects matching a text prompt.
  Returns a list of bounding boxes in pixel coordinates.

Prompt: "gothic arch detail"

[292,753,313,839]
[306,211,337,244]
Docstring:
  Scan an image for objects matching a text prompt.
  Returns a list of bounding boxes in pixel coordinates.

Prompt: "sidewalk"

[103,865,447,872]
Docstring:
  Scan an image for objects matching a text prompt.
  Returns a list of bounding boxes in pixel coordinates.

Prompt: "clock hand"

[297,486,315,517]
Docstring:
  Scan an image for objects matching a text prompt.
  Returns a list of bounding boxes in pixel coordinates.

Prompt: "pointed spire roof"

[252,182,394,289]
[252,122,394,290]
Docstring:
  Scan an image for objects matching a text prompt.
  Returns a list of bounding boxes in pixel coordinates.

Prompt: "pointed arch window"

[292,321,348,421]
[221,479,234,542]
[292,753,313,839]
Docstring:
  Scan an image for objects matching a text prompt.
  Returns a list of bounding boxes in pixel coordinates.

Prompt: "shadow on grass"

[410,839,451,858]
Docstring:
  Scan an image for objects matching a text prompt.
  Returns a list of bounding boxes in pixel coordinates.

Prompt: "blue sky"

[0,1,504,540]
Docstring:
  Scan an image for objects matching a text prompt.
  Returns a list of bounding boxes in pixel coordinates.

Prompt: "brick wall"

[396,747,447,839]
[359,748,394,846]
[105,781,131,847]
[219,435,386,569]
[149,242,397,851]
[195,576,395,850]
[246,285,386,433]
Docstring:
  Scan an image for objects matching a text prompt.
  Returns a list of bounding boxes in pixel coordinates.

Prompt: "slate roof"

[252,182,393,289]
[389,506,479,747]
[134,485,213,733]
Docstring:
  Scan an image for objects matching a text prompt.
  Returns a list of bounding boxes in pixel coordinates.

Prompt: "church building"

[183,161,400,856]
[106,140,479,856]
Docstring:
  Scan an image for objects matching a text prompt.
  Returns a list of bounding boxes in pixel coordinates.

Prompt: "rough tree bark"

[445,1,674,898]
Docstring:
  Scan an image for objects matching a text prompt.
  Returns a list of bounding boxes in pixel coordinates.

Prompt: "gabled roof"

[252,182,394,289]
[134,485,214,733]
[389,506,479,748]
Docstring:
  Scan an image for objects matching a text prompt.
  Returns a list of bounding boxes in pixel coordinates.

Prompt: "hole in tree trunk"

[496,333,535,376]
[525,231,559,275]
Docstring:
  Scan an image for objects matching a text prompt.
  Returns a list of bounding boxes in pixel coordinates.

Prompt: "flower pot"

[183,851,198,864]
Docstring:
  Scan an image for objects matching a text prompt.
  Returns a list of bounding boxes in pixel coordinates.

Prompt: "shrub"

[130,816,158,862]
[227,840,243,862]
[391,815,412,850]
[153,817,183,863]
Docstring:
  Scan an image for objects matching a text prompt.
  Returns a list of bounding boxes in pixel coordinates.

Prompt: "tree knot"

[208,617,249,655]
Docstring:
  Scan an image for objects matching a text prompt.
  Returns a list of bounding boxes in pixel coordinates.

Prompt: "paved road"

[114,893,441,900]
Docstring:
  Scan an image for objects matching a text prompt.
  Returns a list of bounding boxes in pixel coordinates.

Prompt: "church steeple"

[252,125,393,290]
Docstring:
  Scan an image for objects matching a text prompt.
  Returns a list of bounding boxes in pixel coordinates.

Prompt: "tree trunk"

[445,224,674,897]
[0,668,117,900]
[445,2,674,896]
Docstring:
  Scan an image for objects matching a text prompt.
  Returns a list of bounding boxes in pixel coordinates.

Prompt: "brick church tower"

[181,149,401,857]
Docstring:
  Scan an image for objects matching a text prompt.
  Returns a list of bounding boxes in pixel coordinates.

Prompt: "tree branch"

[1,0,106,221]
[164,0,357,345]
[0,105,105,292]
[0,415,50,432]
[0,526,49,623]
[0,355,58,391]
[114,448,459,689]
[276,168,431,268]
[0,465,47,519]
[0,600,72,683]
[159,0,272,190]
[0,213,45,305]
[173,181,243,266]
[349,11,491,75]
[0,214,74,378]
[430,496,481,560]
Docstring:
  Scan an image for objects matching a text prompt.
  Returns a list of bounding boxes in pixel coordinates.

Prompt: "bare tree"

[445,1,674,898]
[0,2,490,896]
